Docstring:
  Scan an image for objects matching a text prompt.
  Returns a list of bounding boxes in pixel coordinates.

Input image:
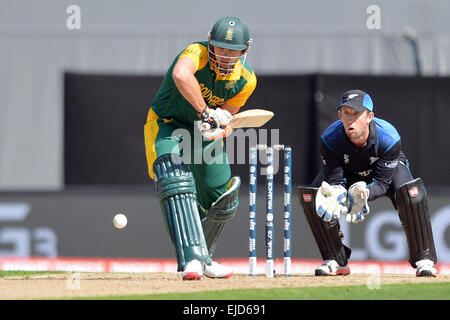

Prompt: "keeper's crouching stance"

[297,89,437,277]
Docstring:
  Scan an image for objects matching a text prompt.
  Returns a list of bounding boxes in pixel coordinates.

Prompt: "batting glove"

[200,107,232,130]
[199,107,233,140]
[200,126,232,140]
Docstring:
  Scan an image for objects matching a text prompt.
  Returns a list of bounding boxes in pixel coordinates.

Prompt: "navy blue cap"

[337,89,373,112]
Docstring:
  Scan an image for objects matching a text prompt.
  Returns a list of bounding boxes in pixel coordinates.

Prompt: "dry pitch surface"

[0,273,448,299]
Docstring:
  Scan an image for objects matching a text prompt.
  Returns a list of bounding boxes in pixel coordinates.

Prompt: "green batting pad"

[154,154,211,271]
[202,176,241,256]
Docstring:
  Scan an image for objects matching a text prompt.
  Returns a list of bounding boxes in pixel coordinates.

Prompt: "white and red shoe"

[203,260,233,279]
[416,259,437,277]
[315,260,350,276]
[182,259,203,280]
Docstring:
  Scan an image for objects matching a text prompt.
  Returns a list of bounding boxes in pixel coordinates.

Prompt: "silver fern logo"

[344,154,350,164]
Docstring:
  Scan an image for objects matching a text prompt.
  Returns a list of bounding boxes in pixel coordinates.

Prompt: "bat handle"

[201,122,212,130]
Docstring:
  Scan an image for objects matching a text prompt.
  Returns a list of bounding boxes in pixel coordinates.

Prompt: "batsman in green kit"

[144,16,256,280]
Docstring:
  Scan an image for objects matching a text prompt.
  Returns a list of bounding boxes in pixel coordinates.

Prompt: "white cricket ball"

[113,213,127,229]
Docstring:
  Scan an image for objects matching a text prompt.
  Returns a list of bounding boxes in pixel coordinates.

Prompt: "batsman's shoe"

[182,259,203,280]
[416,259,437,277]
[203,260,233,279]
[315,260,350,276]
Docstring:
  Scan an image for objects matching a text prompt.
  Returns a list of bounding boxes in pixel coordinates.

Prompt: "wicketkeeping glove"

[346,181,370,223]
[315,181,348,222]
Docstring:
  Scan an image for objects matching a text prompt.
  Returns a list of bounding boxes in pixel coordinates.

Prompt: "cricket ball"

[113,213,128,229]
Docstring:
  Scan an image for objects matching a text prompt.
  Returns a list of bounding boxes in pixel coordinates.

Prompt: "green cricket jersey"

[149,41,257,128]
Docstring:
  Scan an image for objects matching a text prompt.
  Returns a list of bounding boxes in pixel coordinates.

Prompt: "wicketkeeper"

[298,89,437,277]
[144,16,257,280]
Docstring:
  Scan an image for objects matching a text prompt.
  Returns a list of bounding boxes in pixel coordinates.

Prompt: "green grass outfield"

[1,271,448,300]
[0,271,66,278]
[93,282,450,300]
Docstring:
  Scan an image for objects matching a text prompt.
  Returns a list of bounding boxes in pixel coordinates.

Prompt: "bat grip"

[201,122,212,130]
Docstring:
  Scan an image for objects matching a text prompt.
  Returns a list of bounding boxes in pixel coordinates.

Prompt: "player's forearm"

[368,145,400,200]
[320,141,346,186]
[172,69,208,113]
[325,169,346,186]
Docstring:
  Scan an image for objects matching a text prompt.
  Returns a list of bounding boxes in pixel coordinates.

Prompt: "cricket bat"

[201,109,274,130]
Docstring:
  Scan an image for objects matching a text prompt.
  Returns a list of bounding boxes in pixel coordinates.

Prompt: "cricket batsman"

[298,89,437,277]
[144,16,257,280]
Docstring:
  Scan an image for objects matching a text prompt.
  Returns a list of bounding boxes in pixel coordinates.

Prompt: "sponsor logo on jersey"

[385,160,398,168]
[358,169,372,177]
[303,194,312,202]
[409,187,419,197]
[199,83,225,106]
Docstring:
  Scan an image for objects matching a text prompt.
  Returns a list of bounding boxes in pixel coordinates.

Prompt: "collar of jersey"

[368,120,377,146]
